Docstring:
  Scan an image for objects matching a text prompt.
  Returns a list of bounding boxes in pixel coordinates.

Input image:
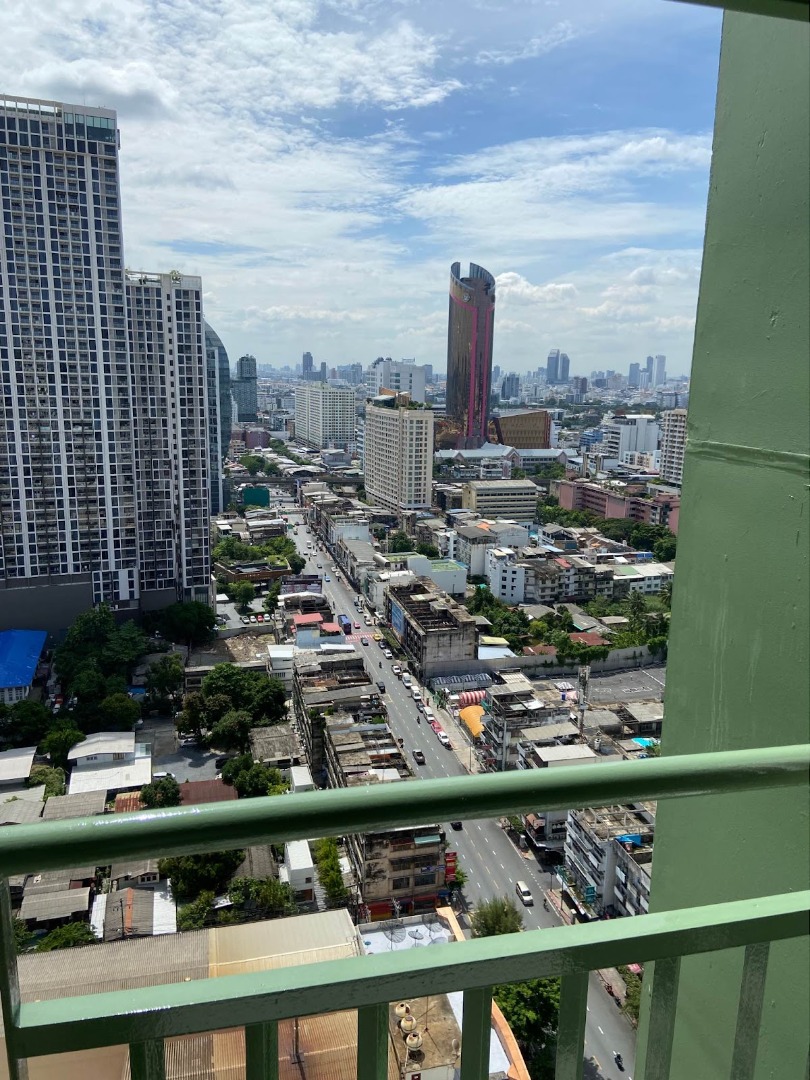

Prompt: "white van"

[515,880,533,906]
[411,688,422,702]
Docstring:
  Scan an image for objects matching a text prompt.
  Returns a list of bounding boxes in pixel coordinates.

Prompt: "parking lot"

[587,666,667,704]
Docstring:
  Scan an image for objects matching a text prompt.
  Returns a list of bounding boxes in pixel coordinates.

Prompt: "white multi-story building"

[371,358,426,402]
[363,395,434,513]
[128,271,210,608]
[486,547,526,603]
[460,479,538,524]
[294,384,355,449]
[564,802,655,917]
[600,414,660,459]
[659,408,687,485]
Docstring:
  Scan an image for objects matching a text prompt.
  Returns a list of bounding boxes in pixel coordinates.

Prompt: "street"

[292,518,637,1080]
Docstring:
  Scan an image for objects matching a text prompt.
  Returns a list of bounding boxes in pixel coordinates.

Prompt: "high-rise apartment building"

[129,272,210,608]
[294,384,355,449]
[446,261,495,448]
[0,96,212,631]
[0,97,140,628]
[659,408,688,485]
[302,351,314,379]
[600,414,660,459]
[204,322,231,514]
[628,362,641,388]
[654,354,667,387]
[372,358,426,401]
[231,353,257,421]
[364,394,434,514]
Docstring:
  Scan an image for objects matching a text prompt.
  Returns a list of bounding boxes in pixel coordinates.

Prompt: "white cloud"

[496,272,578,305]
[476,21,580,65]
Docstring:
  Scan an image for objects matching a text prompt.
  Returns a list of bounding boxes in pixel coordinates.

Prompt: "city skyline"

[0,2,721,375]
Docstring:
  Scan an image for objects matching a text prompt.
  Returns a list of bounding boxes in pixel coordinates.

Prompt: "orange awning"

[459,705,484,738]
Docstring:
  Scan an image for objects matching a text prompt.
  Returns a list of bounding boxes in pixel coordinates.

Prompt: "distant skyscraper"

[501,373,520,399]
[571,376,588,403]
[446,261,496,447]
[232,354,258,421]
[559,353,570,383]
[546,350,560,385]
[646,356,655,379]
[492,365,501,383]
[373,358,426,401]
[294,384,355,448]
[628,362,641,388]
[364,396,434,513]
[204,322,232,514]
[660,408,687,485]
[320,361,327,382]
[302,351,314,379]
[654,354,667,386]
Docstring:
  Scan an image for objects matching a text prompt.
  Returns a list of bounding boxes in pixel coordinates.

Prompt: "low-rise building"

[0,746,37,792]
[0,629,47,705]
[480,673,567,771]
[248,724,305,772]
[385,580,478,681]
[359,823,448,919]
[454,519,530,576]
[279,840,316,904]
[461,479,538,525]
[610,561,674,595]
[521,743,601,852]
[213,556,289,586]
[67,732,152,797]
[557,479,680,535]
[564,801,656,918]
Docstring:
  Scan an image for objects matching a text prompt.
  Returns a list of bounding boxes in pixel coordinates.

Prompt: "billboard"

[280,575,322,595]
[390,601,405,640]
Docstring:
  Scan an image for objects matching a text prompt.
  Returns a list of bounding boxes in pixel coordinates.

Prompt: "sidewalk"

[424,695,484,774]
[544,887,628,1006]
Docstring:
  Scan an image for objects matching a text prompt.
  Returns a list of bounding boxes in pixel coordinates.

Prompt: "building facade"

[128,272,211,608]
[446,261,496,448]
[385,580,478,680]
[0,97,137,629]
[600,414,660,459]
[294,384,355,449]
[659,408,688,486]
[231,353,257,422]
[546,349,570,385]
[371,358,426,402]
[204,322,231,514]
[460,479,538,524]
[363,395,434,514]
[491,409,551,449]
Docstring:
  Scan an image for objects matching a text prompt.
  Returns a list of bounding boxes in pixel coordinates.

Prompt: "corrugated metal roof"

[42,790,106,819]
[208,910,359,976]
[179,779,238,805]
[69,732,135,759]
[0,746,37,783]
[0,797,43,825]
[0,630,46,690]
[20,887,91,922]
[114,791,144,813]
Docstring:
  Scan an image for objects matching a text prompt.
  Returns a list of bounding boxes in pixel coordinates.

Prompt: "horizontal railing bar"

[0,746,805,878]
[10,890,808,1059]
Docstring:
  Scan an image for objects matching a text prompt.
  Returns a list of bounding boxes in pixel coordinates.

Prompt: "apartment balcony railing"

[0,746,806,1080]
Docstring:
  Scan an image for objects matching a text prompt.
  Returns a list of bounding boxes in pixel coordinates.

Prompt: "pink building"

[557,480,679,535]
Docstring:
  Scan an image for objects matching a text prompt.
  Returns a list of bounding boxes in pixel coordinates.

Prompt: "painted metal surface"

[555,974,589,1080]
[460,987,492,1080]
[0,747,805,879]
[634,8,810,1079]
[245,1022,278,1080]
[356,1004,388,1080]
[6,891,807,1060]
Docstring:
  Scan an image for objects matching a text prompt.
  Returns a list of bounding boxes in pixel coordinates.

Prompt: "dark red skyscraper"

[446,261,496,448]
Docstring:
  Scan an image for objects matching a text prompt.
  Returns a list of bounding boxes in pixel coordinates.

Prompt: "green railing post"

[729,942,770,1080]
[642,956,681,1080]
[357,1003,388,1080]
[555,972,589,1080]
[460,986,492,1080]
[129,1039,166,1080]
[0,878,27,1080]
[245,1021,278,1080]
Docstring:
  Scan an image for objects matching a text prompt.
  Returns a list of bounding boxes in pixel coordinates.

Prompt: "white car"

[437,732,451,748]
[382,648,393,659]
[423,707,435,722]
[392,664,402,676]
[401,673,412,687]
[412,688,422,702]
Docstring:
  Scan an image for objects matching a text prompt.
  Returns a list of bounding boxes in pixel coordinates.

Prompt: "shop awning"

[459,705,485,738]
[458,689,487,707]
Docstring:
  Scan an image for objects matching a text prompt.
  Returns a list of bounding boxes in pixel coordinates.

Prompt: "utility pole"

[577,665,590,741]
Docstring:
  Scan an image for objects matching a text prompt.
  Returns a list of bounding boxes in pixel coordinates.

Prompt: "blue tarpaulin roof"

[0,630,47,690]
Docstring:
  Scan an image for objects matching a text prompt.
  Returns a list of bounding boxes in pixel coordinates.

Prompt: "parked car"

[392,665,402,676]
[256,614,264,622]
[241,616,251,624]
[411,688,422,702]
[423,707,435,723]
[412,749,426,765]
[324,576,331,582]
[249,615,258,623]
[437,732,452,749]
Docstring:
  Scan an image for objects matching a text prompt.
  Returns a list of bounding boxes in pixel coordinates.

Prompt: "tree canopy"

[145,654,185,709]
[200,665,286,726]
[471,896,524,937]
[27,765,66,798]
[35,922,97,951]
[208,709,254,753]
[312,838,349,908]
[0,700,53,749]
[388,530,413,553]
[466,586,531,653]
[231,581,257,610]
[40,721,84,769]
[141,775,181,809]
[221,754,288,798]
[156,601,217,647]
[158,850,246,900]
[99,692,141,731]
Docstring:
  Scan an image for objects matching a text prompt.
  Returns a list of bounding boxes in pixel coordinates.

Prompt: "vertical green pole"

[554,973,589,1080]
[729,943,770,1080]
[245,1021,278,1080]
[0,879,27,1080]
[460,987,492,1080]
[642,956,680,1080]
[357,1003,388,1080]
[129,1040,166,1080]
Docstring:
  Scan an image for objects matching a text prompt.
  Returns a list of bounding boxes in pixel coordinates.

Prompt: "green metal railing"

[0,745,807,1080]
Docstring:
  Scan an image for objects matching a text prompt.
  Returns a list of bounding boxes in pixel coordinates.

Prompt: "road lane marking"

[598,1026,604,1035]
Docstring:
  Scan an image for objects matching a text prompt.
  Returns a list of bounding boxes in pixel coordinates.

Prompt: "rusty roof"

[179,780,238,806]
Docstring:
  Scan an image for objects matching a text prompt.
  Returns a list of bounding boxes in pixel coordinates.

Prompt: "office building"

[660,408,688,485]
[446,261,496,447]
[231,353,257,421]
[628,362,641,388]
[500,372,520,400]
[546,349,570,384]
[654,354,667,387]
[570,376,588,403]
[372,357,426,402]
[128,271,211,608]
[491,409,551,449]
[0,97,140,628]
[294,384,355,449]
[302,351,314,379]
[460,479,538,524]
[204,322,231,514]
[364,393,434,514]
[600,414,660,458]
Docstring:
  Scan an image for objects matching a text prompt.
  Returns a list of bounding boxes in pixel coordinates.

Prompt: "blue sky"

[3,0,722,376]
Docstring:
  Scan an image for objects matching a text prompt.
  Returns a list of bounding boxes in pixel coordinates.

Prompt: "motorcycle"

[614,1053,625,1071]
[416,715,421,724]
[379,661,382,669]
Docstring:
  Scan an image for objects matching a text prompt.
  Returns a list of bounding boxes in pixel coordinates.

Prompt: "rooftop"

[41,790,107,820]
[20,887,92,924]
[178,779,239,806]
[0,629,47,690]
[0,799,43,825]
[68,748,152,796]
[0,746,37,784]
[68,732,135,760]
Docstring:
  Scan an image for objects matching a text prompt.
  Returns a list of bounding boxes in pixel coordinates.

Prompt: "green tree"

[145,654,185,708]
[200,665,286,726]
[222,757,288,798]
[494,979,561,1078]
[141,775,181,809]
[102,621,148,678]
[27,765,66,798]
[70,663,108,709]
[240,454,265,476]
[447,864,468,893]
[313,838,349,907]
[415,541,440,559]
[263,580,282,613]
[0,699,53,748]
[40,722,85,769]
[659,581,673,610]
[35,922,97,951]
[232,581,257,611]
[158,850,246,900]
[653,534,677,561]
[626,590,647,633]
[178,891,215,930]
[388,530,412,553]
[13,917,29,953]
[99,693,141,730]
[54,605,117,690]
[471,896,524,937]
[228,877,296,918]
[209,709,253,752]
[158,601,217,647]
[176,691,206,740]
